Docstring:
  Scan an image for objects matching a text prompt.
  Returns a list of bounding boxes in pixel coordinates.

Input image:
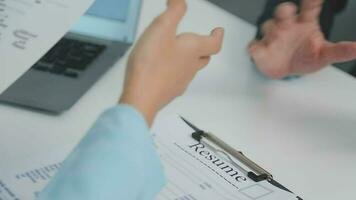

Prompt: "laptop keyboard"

[32,38,106,78]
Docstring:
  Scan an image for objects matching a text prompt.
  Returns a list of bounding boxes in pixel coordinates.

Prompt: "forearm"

[37,105,165,200]
[256,0,347,39]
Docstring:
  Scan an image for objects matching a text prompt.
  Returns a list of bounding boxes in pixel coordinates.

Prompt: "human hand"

[248,0,356,79]
[119,0,224,125]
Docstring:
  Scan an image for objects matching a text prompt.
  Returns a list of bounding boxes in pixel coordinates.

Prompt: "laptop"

[0,0,142,113]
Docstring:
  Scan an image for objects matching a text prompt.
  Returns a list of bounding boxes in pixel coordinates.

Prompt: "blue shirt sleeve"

[37,105,166,200]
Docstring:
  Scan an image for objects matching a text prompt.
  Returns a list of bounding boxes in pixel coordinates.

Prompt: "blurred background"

[208,0,356,76]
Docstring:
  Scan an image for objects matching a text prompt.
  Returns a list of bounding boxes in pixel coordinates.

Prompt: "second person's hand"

[248,0,356,79]
[120,0,224,125]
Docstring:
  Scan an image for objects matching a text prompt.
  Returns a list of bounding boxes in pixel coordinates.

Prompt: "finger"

[260,20,281,45]
[321,42,356,64]
[196,28,225,56]
[261,20,276,36]
[299,0,323,23]
[261,19,278,45]
[247,40,267,60]
[248,40,264,54]
[157,0,187,30]
[274,2,297,25]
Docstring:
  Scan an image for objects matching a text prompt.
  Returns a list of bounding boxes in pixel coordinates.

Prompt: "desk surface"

[1,0,356,199]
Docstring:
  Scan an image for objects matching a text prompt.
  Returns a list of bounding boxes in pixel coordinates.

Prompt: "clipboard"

[180,117,303,200]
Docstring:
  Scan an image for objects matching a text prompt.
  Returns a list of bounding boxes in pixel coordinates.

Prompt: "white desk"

[1,0,356,199]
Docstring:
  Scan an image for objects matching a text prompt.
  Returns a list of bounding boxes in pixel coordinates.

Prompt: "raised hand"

[248,0,356,79]
[119,0,224,125]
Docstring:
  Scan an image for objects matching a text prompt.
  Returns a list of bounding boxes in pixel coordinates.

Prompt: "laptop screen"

[71,0,141,42]
[86,0,130,22]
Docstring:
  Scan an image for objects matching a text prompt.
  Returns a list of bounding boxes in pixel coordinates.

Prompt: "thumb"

[321,42,356,64]
[197,28,225,56]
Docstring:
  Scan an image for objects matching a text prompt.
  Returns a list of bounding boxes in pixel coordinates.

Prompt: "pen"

[181,116,273,182]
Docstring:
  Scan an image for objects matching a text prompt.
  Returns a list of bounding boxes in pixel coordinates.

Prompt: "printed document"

[0,0,94,94]
[0,115,300,200]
